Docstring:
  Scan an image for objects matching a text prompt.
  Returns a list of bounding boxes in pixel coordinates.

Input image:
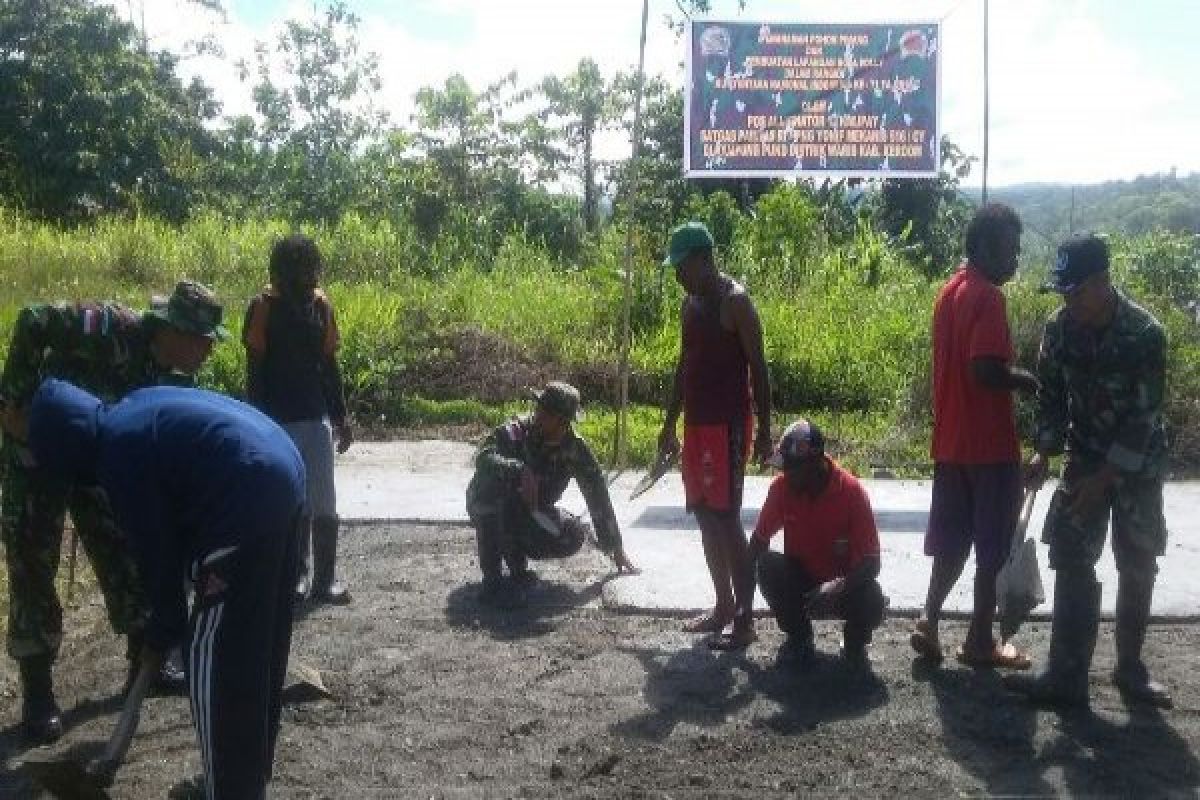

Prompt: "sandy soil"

[2,522,1199,798]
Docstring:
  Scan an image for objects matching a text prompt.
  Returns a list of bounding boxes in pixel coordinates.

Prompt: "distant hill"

[990,171,1200,255]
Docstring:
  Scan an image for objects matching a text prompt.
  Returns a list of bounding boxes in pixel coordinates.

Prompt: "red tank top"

[682,281,750,425]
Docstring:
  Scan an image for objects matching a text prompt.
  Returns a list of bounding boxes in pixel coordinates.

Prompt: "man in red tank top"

[657,222,773,650]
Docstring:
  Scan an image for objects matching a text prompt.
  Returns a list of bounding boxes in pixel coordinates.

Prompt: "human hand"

[1024,453,1049,490]
[805,578,845,616]
[519,467,539,508]
[753,427,773,465]
[334,421,354,454]
[0,402,29,443]
[1067,465,1117,518]
[612,547,640,575]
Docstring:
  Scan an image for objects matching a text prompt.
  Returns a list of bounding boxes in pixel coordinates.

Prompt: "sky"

[118,0,1200,188]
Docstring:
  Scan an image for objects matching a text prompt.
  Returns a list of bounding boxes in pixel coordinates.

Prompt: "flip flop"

[909,620,944,663]
[707,627,757,651]
[682,613,728,634]
[955,642,1032,670]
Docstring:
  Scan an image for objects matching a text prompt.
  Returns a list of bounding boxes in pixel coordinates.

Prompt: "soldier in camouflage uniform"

[1007,234,1172,709]
[466,382,638,607]
[0,280,227,743]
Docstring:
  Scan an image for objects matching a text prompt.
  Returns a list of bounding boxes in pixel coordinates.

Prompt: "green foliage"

[2,206,1200,474]
[232,1,387,223]
[871,137,977,278]
[1110,229,1200,312]
[539,59,622,232]
[0,0,218,220]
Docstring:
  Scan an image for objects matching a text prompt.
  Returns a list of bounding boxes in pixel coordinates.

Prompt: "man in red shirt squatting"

[658,221,772,651]
[748,420,886,667]
[910,203,1039,668]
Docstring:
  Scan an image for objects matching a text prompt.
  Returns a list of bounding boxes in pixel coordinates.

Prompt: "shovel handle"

[1013,487,1038,542]
[90,648,162,784]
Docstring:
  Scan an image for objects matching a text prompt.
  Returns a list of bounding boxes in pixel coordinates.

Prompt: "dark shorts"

[681,416,751,514]
[925,462,1021,572]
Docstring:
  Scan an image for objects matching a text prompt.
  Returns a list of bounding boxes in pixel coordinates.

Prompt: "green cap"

[662,221,715,267]
[529,381,583,421]
[145,280,228,340]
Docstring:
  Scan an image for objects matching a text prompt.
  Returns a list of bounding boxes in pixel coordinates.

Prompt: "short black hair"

[964,203,1022,263]
[269,234,323,283]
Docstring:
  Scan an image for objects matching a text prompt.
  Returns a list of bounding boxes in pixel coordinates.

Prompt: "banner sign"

[686,20,941,179]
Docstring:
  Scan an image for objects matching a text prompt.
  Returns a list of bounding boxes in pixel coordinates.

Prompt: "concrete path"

[336,442,1200,619]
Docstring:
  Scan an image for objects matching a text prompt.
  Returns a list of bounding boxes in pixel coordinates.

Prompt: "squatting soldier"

[466,382,637,607]
[1008,234,1172,708]
[0,280,226,743]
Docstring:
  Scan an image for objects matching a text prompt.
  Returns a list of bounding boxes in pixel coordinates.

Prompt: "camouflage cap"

[529,381,583,421]
[145,280,227,340]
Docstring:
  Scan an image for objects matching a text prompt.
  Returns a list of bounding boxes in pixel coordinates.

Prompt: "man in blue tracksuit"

[27,379,305,800]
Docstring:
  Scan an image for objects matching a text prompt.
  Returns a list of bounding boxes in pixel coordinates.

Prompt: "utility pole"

[616,0,650,469]
[981,0,990,204]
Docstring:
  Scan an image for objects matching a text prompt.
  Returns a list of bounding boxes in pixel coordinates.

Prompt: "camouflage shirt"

[1035,289,1166,474]
[466,415,623,553]
[0,302,188,413]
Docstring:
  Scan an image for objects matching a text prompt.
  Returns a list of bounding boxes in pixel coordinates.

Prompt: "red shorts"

[681,417,751,513]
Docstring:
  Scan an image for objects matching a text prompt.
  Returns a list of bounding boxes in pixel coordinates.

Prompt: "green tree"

[0,0,218,220]
[873,137,977,278]
[243,1,387,222]
[538,58,620,232]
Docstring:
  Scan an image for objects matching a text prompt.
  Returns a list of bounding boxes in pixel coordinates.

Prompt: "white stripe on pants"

[189,601,225,800]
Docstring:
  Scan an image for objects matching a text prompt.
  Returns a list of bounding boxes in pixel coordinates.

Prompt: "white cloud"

[113,0,1199,186]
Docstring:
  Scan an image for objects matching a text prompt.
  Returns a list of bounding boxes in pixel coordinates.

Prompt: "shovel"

[22,650,161,799]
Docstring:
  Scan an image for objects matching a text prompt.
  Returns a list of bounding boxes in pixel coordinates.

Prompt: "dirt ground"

[2,522,1199,799]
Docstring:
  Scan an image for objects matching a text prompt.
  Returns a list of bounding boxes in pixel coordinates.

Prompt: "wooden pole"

[616,0,650,469]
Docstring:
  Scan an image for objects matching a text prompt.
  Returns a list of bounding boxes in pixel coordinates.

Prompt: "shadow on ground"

[612,639,888,741]
[444,576,612,641]
[917,658,1200,795]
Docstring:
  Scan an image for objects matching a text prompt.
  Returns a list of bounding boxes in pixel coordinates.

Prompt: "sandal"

[955,641,1032,670]
[683,613,729,634]
[909,619,944,663]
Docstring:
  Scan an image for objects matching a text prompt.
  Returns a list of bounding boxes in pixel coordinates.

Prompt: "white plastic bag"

[996,490,1045,637]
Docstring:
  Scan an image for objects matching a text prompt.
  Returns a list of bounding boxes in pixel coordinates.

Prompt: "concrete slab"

[335,442,1200,619]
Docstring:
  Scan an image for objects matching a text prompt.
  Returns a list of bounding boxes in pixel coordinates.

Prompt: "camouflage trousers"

[471,502,590,580]
[2,446,146,660]
[1042,456,1167,582]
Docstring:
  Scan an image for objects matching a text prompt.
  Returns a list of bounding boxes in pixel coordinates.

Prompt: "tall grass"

[1,207,1197,474]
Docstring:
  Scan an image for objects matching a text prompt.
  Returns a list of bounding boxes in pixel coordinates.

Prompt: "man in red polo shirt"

[910,203,1039,668]
[748,420,886,668]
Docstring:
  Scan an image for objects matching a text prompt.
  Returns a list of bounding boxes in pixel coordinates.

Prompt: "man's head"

[1043,233,1114,328]
[529,381,581,445]
[145,280,226,374]
[769,418,830,494]
[964,203,1023,284]
[270,234,323,299]
[28,379,103,484]
[664,221,717,295]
